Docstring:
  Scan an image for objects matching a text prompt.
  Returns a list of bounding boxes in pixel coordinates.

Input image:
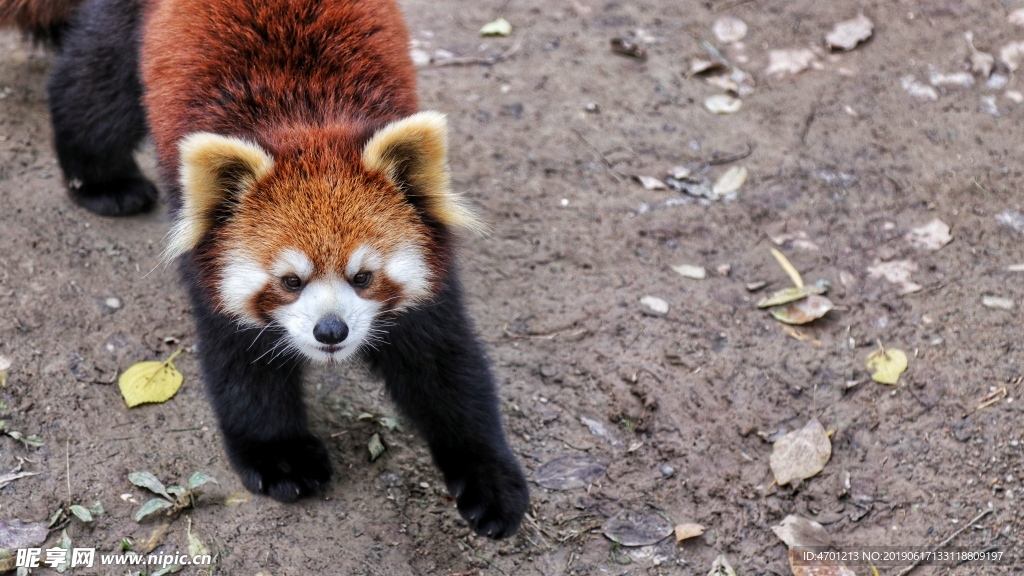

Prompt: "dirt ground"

[2,0,1024,574]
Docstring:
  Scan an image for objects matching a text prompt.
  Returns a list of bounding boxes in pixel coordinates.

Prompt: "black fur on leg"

[46,0,156,217]
[182,258,331,502]
[365,273,529,539]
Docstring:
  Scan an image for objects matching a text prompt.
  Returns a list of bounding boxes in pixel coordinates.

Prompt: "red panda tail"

[0,0,84,42]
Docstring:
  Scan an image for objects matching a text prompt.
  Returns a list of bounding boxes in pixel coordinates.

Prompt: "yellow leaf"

[118,351,184,408]
[865,345,908,385]
[480,18,512,37]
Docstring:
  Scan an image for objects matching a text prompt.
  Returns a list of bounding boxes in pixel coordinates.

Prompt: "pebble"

[660,464,675,477]
[640,295,669,316]
[105,297,122,310]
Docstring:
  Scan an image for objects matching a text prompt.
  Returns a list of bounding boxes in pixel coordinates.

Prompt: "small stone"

[660,464,675,477]
[640,295,669,316]
[983,295,1014,310]
[105,297,122,310]
[713,16,747,44]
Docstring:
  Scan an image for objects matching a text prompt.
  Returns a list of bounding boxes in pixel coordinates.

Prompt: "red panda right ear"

[164,133,274,261]
[362,111,485,234]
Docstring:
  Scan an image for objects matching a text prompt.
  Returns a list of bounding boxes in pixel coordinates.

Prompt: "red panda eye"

[281,276,303,291]
[352,271,372,288]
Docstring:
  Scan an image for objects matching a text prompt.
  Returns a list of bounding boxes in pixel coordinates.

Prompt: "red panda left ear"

[164,133,275,261]
[362,111,484,233]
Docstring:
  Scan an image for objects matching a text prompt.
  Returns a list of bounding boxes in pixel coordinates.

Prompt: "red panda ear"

[164,133,275,261]
[362,111,484,233]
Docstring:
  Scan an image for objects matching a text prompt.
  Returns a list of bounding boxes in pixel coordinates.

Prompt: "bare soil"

[1,0,1023,574]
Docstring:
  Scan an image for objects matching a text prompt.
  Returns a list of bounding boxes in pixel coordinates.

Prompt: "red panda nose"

[313,315,349,345]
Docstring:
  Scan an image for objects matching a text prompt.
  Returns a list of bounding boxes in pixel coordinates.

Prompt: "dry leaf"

[756,284,827,308]
[1000,41,1024,72]
[766,49,817,76]
[769,295,834,325]
[610,37,647,59]
[865,346,908,385]
[770,418,832,486]
[704,94,742,114]
[826,14,873,51]
[118,351,184,408]
[602,510,673,546]
[929,70,974,88]
[480,18,512,37]
[900,76,938,102]
[534,455,607,490]
[775,516,857,576]
[674,522,705,542]
[689,58,726,76]
[867,260,921,294]
[965,32,995,77]
[712,166,747,196]
[905,218,953,250]
[634,175,667,190]
[713,16,747,43]
[0,519,48,550]
[708,555,737,576]
[187,518,210,557]
[772,515,832,548]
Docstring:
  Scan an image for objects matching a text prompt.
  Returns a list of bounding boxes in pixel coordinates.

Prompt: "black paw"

[447,456,529,539]
[68,176,158,216]
[228,436,332,503]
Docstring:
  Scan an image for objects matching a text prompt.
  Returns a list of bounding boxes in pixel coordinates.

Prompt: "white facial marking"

[272,275,382,363]
[345,244,383,277]
[219,251,270,327]
[385,244,431,302]
[271,248,314,279]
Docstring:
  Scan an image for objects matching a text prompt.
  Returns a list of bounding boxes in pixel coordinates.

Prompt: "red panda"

[37,0,528,538]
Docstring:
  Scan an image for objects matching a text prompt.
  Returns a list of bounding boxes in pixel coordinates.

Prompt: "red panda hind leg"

[46,0,157,216]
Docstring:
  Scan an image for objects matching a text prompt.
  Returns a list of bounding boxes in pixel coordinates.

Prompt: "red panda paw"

[230,435,333,503]
[67,176,158,217]
[448,457,530,539]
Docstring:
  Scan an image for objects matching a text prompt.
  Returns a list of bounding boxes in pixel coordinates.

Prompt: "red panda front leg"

[184,266,332,502]
[366,275,529,539]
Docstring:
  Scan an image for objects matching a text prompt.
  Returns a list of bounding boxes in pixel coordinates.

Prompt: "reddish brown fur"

[0,0,81,30]
[141,0,417,177]
[140,0,442,310]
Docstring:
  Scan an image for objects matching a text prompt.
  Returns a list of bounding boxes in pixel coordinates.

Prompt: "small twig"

[572,130,626,182]
[770,248,804,288]
[962,387,1007,418]
[892,508,992,576]
[430,39,522,67]
[710,0,758,13]
[65,439,71,506]
[708,142,755,165]
[971,177,992,197]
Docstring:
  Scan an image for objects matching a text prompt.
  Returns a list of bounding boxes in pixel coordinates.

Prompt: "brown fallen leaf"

[774,515,856,576]
[769,295,834,325]
[770,419,832,486]
[674,522,704,542]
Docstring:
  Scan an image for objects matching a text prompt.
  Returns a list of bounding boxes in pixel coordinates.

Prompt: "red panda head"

[164,112,481,363]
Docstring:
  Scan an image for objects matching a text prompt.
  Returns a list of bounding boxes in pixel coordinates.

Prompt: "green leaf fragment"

[128,471,173,500]
[69,505,93,523]
[134,498,174,522]
[368,433,385,462]
[188,471,218,491]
